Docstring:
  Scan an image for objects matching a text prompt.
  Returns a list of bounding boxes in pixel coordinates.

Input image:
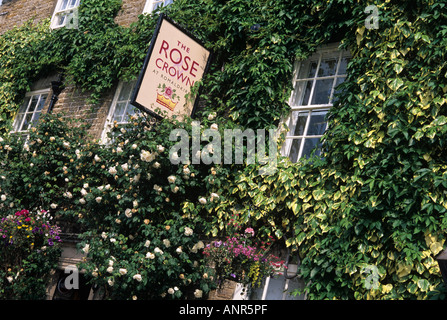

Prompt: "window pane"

[113,102,126,118]
[118,83,133,101]
[307,110,327,136]
[28,96,40,113]
[289,111,308,136]
[290,81,307,106]
[301,81,313,106]
[301,138,322,158]
[317,58,337,77]
[311,79,333,105]
[307,61,318,78]
[36,94,47,112]
[18,97,31,113]
[22,113,34,131]
[69,0,77,8]
[59,0,69,11]
[14,113,24,132]
[288,138,302,163]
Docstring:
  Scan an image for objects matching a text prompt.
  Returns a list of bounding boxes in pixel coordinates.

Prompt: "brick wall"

[115,0,147,27]
[0,0,152,139]
[51,80,117,141]
[0,0,55,34]
[0,0,150,34]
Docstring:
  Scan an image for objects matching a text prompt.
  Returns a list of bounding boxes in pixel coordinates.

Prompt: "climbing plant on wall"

[1,0,447,299]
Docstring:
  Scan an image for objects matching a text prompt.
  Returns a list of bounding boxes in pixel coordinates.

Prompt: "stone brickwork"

[115,0,147,27]
[208,280,238,300]
[0,0,153,139]
[0,0,55,34]
[51,81,116,141]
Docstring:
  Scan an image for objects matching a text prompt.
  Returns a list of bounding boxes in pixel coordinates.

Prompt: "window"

[249,264,306,300]
[101,81,140,143]
[143,0,174,14]
[50,0,80,29]
[12,90,49,134]
[281,45,350,162]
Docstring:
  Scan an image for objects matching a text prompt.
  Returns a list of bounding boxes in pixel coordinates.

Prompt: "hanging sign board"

[131,14,212,119]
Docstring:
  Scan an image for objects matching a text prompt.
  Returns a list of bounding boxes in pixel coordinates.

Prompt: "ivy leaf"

[387,78,404,91]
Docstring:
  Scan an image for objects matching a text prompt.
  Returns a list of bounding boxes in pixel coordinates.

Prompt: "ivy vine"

[1,0,447,300]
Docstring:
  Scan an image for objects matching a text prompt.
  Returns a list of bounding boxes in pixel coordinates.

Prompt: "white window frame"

[281,44,350,162]
[101,80,139,144]
[50,0,81,29]
[143,0,174,14]
[11,89,50,135]
[241,264,306,300]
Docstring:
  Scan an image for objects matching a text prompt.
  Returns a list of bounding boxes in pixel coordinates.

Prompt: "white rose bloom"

[210,123,218,130]
[121,163,129,171]
[194,289,203,298]
[6,276,13,283]
[81,188,88,196]
[183,167,190,175]
[79,198,86,204]
[116,147,123,153]
[0,195,5,202]
[208,112,216,121]
[133,200,138,208]
[95,197,102,203]
[199,197,207,205]
[125,208,132,218]
[167,175,176,184]
[157,145,165,153]
[146,252,155,259]
[119,268,127,275]
[107,266,113,273]
[163,239,171,247]
[184,227,193,236]
[144,240,151,247]
[50,203,58,209]
[172,186,179,193]
[168,288,175,295]
[154,247,163,254]
[132,144,138,149]
[108,278,114,286]
[210,193,220,201]
[153,162,161,169]
[108,166,117,175]
[94,155,101,162]
[176,247,182,254]
[63,141,70,149]
[140,150,156,162]
[133,274,142,282]
[82,244,90,254]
